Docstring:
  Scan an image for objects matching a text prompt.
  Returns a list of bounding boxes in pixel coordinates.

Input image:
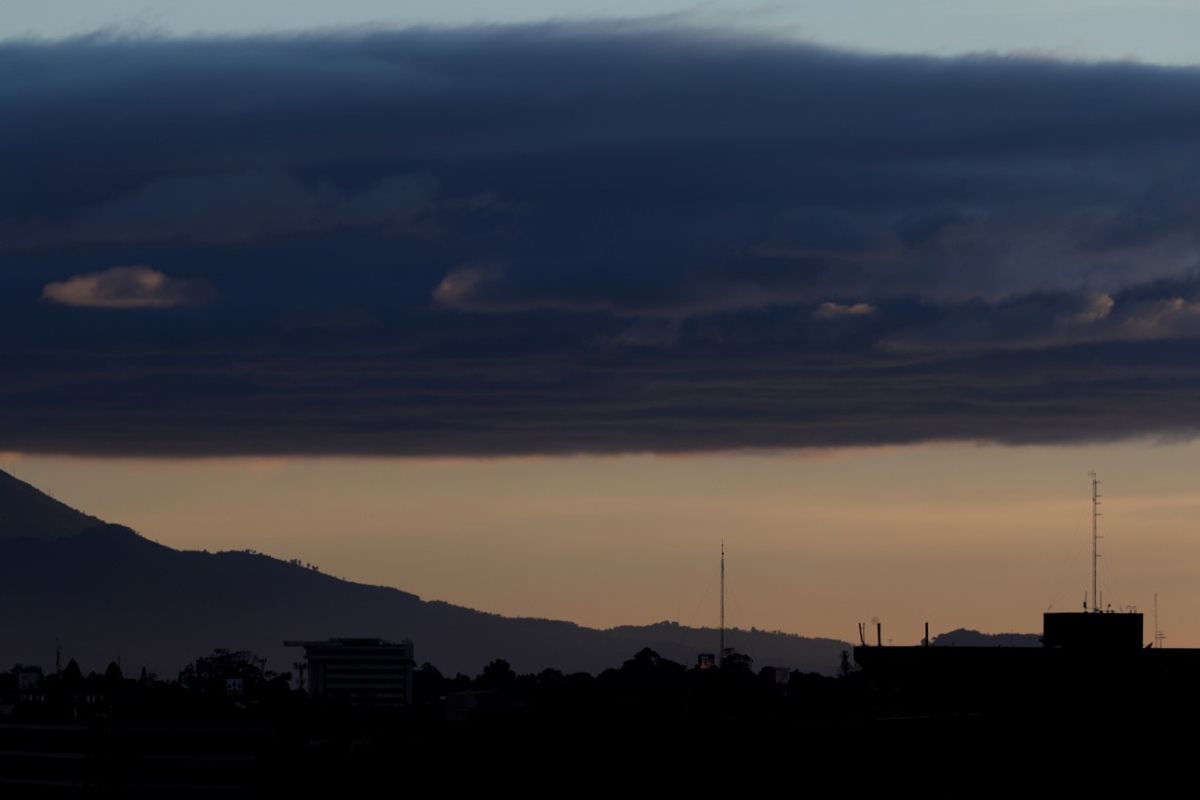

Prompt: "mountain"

[0,470,849,677]
[607,621,848,670]
[0,468,100,540]
[932,628,1041,647]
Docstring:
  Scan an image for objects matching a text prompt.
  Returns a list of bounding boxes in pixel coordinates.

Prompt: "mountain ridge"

[0,468,101,540]
[932,628,1041,647]
[0,470,850,676]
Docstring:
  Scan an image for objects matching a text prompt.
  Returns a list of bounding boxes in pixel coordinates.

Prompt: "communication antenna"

[1090,472,1102,613]
[719,541,725,667]
[1155,593,1166,649]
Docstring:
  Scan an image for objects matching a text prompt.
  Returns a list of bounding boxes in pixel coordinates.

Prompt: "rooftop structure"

[1042,611,1143,650]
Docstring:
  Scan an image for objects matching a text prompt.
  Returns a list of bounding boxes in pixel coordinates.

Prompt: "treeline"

[1,646,865,726]
[413,647,865,724]
[0,648,298,723]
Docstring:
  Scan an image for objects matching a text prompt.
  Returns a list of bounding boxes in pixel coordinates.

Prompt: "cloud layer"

[4,26,1200,455]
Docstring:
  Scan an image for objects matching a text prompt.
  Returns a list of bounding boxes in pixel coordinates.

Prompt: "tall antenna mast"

[1090,472,1102,613]
[719,541,725,667]
[1155,593,1166,649]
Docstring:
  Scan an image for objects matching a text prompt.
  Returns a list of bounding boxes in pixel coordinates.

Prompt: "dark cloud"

[4,26,1200,454]
[9,171,438,247]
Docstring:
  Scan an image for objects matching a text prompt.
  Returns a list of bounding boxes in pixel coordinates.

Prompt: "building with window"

[285,638,414,707]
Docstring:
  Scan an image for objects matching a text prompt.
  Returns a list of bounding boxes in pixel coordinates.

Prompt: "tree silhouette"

[415,662,446,705]
[178,648,277,694]
[61,658,83,685]
[479,659,516,689]
[624,648,662,671]
[720,650,754,675]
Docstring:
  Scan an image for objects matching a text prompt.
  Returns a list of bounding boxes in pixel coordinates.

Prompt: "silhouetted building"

[16,667,43,705]
[286,638,414,707]
[1042,611,1143,650]
[849,611,1200,718]
[16,667,42,693]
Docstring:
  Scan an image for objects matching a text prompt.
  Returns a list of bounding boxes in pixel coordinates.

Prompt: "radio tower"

[1090,472,1102,613]
[719,541,725,667]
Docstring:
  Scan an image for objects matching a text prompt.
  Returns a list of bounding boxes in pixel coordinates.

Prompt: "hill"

[0,468,100,540]
[932,628,1041,647]
[0,471,848,677]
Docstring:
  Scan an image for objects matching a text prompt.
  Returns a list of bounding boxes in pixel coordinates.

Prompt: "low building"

[285,638,414,707]
[1042,611,1143,650]
[851,612,1200,718]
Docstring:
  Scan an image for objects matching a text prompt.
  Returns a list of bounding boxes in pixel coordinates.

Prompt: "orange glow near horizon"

[8,440,1200,646]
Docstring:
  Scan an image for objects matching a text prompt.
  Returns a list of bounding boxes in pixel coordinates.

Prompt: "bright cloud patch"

[814,302,875,320]
[42,266,215,309]
[433,267,490,307]
[1065,293,1115,326]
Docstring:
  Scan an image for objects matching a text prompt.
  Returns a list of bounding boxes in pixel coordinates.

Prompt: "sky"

[7,1,1200,64]
[4,2,1200,646]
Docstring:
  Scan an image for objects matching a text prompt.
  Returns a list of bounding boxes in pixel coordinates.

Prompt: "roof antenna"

[1155,593,1166,649]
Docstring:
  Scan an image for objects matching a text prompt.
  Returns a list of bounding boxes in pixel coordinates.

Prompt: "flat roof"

[284,638,413,648]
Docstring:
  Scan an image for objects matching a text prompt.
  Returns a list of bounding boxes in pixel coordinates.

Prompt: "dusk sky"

[5,2,1200,645]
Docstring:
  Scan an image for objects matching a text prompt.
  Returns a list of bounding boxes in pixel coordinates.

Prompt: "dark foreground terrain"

[0,642,1187,794]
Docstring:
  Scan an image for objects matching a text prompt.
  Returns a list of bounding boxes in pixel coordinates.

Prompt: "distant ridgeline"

[932,628,1041,647]
[0,468,100,541]
[0,469,848,677]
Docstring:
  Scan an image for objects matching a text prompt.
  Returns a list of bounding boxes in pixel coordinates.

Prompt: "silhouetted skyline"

[4,9,1200,681]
